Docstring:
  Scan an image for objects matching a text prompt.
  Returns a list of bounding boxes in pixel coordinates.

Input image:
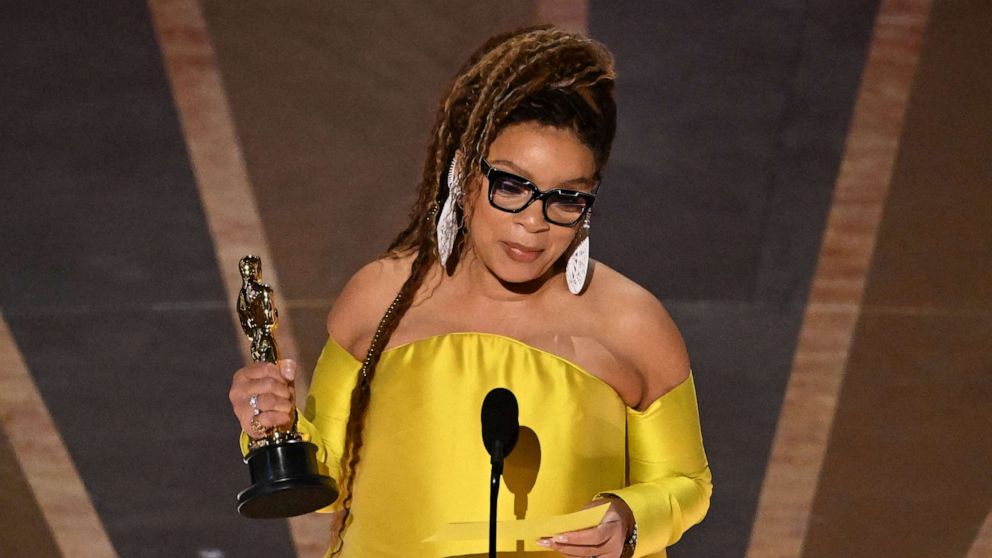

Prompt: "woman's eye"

[494,179,530,196]
[549,193,588,214]
[554,202,585,214]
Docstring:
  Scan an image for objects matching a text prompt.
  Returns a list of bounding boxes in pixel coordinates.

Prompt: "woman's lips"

[501,241,543,263]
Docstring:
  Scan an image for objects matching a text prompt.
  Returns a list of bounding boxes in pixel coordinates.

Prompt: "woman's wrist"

[600,494,637,557]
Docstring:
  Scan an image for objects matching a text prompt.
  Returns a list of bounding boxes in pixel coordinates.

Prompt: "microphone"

[481,387,519,463]
[481,387,519,558]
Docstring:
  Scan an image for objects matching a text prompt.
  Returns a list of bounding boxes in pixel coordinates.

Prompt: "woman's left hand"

[537,498,633,557]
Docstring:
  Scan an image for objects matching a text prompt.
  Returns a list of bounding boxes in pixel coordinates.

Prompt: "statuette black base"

[237,440,338,519]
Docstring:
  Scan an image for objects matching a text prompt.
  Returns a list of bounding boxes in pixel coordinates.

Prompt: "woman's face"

[465,122,598,287]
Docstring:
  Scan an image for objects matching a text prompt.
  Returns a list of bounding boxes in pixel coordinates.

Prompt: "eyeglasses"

[480,158,597,226]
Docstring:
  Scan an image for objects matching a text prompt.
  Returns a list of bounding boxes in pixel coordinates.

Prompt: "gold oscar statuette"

[235,255,338,518]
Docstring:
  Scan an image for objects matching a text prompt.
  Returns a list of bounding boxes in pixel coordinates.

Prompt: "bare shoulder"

[587,262,691,410]
[326,252,414,356]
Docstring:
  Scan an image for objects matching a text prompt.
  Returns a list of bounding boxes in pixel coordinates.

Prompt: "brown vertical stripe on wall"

[146,1,320,555]
[147,0,301,372]
[0,314,118,558]
[199,0,537,376]
[803,0,992,554]
[0,426,62,557]
[745,1,932,556]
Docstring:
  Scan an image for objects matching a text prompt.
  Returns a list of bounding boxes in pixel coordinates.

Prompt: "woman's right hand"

[229,360,297,439]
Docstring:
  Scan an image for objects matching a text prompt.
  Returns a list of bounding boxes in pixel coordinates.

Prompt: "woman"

[229,26,711,558]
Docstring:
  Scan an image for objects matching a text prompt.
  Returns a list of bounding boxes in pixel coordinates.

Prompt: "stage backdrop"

[1,1,989,557]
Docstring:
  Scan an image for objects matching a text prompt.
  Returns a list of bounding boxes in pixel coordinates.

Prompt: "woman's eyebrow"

[489,159,597,189]
[488,159,531,177]
[561,176,598,189]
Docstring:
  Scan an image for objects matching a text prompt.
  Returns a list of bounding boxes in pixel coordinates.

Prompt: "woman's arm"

[601,373,712,556]
[546,274,712,557]
[613,285,711,556]
[235,348,359,488]
[233,256,408,498]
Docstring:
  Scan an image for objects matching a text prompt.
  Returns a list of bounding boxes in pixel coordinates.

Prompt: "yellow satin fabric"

[249,332,711,557]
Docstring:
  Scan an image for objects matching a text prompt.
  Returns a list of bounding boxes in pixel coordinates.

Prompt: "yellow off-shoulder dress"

[247,332,711,557]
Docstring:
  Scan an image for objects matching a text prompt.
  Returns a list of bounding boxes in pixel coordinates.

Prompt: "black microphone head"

[481,388,519,459]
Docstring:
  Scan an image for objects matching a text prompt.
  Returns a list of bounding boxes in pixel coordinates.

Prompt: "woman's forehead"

[486,123,597,186]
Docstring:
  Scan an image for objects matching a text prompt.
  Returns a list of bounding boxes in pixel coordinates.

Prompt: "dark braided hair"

[331,25,617,552]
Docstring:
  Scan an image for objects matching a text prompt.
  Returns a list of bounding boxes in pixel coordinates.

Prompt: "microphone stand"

[481,387,518,557]
[489,439,504,558]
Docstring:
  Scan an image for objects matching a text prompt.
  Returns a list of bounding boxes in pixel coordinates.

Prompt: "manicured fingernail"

[536,538,550,547]
[554,535,568,543]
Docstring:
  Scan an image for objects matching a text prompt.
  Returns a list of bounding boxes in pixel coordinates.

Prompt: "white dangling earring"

[566,214,591,295]
[436,152,463,267]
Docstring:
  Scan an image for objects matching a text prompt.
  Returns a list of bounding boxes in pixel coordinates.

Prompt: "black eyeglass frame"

[479,158,597,227]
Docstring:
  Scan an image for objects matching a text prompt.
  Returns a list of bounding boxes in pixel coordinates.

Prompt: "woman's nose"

[514,201,550,233]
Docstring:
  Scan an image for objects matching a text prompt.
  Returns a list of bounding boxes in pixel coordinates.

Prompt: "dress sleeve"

[238,338,360,511]
[598,373,712,557]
